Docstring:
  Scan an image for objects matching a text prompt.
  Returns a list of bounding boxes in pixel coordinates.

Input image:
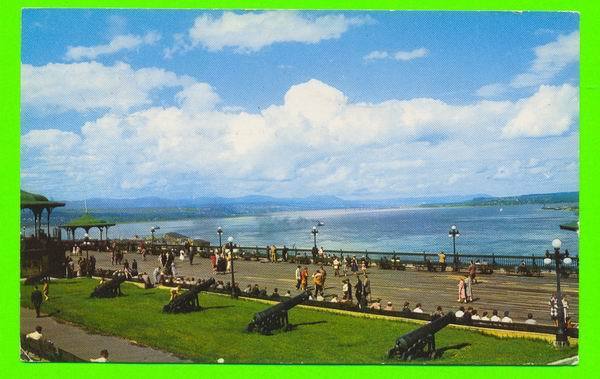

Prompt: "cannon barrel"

[247,291,309,333]
[252,291,309,324]
[394,312,455,351]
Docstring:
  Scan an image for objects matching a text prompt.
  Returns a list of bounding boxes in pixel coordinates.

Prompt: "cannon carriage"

[90,273,126,298]
[162,278,215,313]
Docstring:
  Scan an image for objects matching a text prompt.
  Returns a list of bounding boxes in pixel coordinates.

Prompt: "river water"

[70,205,578,256]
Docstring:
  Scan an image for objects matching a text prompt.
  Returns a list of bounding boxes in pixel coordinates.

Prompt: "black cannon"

[247,291,310,334]
[162,278,215,313]
[90,273,126,298]
[388,311,456,360]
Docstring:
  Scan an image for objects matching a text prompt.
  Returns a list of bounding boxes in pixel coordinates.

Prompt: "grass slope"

[20,279,577,364]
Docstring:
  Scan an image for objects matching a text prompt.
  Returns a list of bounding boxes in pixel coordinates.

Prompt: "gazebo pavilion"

[20,190,65,238]
[61,213,116,240]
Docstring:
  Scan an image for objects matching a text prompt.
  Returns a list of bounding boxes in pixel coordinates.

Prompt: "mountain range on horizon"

[56,191,578,210]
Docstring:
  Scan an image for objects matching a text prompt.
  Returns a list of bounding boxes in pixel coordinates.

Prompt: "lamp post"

[83,233,90,259]
[448,225,460,271]
[217,227,223,251]
[226,236,237,299]
[311,226,319,248]
[150,226,160,254]
[544,238,572,347]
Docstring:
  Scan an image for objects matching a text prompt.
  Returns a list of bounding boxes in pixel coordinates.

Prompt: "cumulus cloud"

[363,48,428,62]
[65,32,161,61]
[21,61,196,113]
[511,30,579,88]
[394,48,429,61]
[21,78,579,198]
[166,11,370,55]
[363,50,388,61]
[502,84,579,138]
[476,83,509,98]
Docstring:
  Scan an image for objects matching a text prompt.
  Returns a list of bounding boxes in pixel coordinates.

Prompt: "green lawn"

[20,279,577,364]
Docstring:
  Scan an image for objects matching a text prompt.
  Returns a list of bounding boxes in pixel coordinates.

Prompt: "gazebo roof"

[61,212,116,228]
[21,190,65,209]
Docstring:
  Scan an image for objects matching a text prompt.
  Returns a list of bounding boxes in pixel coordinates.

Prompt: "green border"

[2,0,598,377]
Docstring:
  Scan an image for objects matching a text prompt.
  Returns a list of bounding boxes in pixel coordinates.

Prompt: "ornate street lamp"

[217,227,223,251]
[311,226,319,248]
[150,226,160,254]
[83,233,91,259]
[226,236,237,299]
[544,238,572,347]
[448,225,460,271]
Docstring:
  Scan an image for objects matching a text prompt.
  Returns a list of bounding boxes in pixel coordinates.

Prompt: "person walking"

[464,274,473,302]
[300,267,309,291]
[363,275,371,302]
[549,293,558,326]
[438,251,446,272]
[282,245,288,262]
[294,265,302,289]
[458,277,466,303]
[31,286,43,317]
[42,280,49,301]
[333,256,340,277]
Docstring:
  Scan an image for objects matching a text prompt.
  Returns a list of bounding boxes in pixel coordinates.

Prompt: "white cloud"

[502,84,579,138]
[363,48,428,62]
[476,83,508,98]
[22,129,81,150]
[65,32,161,61]
[363,50,388,61]
[22,61,195,113]
[21,79,579,198]
[171,11,369,54]
[511,31,579,88]
[393,48,429,61]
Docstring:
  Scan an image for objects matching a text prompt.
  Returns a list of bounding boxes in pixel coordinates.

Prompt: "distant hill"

[423,191,578,207]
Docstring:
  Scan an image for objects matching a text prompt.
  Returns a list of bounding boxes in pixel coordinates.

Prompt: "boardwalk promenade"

[89,250,578,324]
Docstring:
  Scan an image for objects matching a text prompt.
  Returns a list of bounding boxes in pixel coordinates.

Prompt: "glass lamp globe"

[227,236,234,243]
[563,257,572,265]
[552,239,562,249]
[544,257,552,265]
[451,225,457,230]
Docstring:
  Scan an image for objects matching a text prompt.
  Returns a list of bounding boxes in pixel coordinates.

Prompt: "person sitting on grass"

[384,301,394,311]
[90,349,109,363]
[490,309,501,322]
[251,284,260,297]
[258,287,267,297]
[330,294,339,303]
[243,284,252,294]
[401,302,411,314]
[455,306,465,318]
[480,311,490,321]
[26,325,44,340]
[463,307,473,323]
[525,313,537,325]
[471,309,480,320]
[368,299,382,310]
[270,288,280,300]
[169,286,181,301]
[284,290,292,297]
[413,303,424,313]
[501,311,513,323]
[431,306,444,321]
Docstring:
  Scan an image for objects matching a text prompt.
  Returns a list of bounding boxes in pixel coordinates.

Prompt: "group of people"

[65,255,96,278]
[25,324,109,362]
[210,249,232,274]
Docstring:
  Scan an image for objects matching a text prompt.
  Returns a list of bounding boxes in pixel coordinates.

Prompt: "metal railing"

[76,239,578,273]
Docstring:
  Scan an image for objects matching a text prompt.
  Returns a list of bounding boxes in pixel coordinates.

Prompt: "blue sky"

[20,10,579,200]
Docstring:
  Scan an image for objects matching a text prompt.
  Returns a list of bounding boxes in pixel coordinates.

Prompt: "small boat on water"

[317,221,325,226]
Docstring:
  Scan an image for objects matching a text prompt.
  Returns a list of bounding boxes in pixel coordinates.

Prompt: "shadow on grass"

[436,342,471,358]
[290,320,327,330]
[202,305,236,310]
[39,310,61,318]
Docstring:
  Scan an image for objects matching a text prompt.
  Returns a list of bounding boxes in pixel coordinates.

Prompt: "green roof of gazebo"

[61,213,116,228]
[21,190,65,209]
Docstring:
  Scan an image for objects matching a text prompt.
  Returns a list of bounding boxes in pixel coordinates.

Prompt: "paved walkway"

[89,250,578,324]
[20,307,190,363]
